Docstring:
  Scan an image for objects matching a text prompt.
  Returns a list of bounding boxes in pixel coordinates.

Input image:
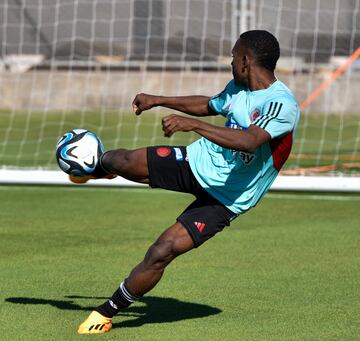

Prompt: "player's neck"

[248,70,277,91]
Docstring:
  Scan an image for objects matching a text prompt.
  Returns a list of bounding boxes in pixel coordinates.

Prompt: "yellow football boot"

[69,174,116,184]
[77,311,112,334]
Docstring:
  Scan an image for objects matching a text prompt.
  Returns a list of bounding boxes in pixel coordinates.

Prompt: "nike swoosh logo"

[66,146,78,158]
[84,156,95,169]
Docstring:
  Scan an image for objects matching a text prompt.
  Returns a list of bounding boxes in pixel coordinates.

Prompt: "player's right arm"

[132,93,215,117]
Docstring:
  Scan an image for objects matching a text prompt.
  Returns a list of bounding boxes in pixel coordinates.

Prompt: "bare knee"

[143,223,194,272]
[143,239,177,272]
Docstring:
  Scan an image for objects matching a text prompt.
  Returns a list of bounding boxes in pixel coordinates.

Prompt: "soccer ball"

[56,129,104,176]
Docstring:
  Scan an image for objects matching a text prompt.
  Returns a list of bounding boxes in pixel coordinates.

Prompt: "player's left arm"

[162,114,270,153]
[162,97,299,152]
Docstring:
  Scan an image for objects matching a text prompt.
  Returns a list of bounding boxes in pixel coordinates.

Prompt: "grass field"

[0,110,359,174]
[0,186,359,340]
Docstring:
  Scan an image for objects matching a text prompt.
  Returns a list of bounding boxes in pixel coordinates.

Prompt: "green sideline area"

[0,110,359,174]
[0,186,359,340]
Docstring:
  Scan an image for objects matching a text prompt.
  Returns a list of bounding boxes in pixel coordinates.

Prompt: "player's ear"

[242,55,249,73]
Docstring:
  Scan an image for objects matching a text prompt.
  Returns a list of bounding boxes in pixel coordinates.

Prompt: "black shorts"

[147,146,237,247]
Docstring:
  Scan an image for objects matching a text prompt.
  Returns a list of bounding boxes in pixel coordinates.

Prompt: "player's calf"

[101,148,149,183]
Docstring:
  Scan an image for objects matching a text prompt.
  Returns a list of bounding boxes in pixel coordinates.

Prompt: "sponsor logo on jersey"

[225,117,247,130]
[238,151,255,165]
[156,147,171,157]
[225,114,255,165]
[173,147,183,161]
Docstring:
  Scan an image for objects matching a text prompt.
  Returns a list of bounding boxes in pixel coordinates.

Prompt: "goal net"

[1,0,359,190]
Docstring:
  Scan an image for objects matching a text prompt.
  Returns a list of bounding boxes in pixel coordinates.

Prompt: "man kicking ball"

[76,30,300,334]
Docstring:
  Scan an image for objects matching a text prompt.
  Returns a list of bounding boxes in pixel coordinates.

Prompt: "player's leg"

[78,147,236,334]
[122,221,194,295]
[78,221,194,334]
[100,148,150,184]
[75,145,197,192]
[98,146,193,189]
[69,147,149,184]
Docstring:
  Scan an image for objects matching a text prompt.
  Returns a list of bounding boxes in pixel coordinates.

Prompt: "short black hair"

[239,30,280,72]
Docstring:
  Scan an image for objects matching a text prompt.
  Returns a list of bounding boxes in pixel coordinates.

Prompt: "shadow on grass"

[5,295,222,328]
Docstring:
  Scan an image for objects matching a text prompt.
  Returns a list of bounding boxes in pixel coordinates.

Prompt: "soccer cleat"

[69,173,116,184]
[69,174,96,184]
[77,311,112,334]
[68,151,116,184]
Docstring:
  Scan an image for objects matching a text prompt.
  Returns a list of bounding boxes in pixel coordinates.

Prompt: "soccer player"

[77,30,300,334]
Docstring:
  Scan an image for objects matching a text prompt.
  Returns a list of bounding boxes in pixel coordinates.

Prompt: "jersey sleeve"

[208,80,240,117]
[252,97,299,138]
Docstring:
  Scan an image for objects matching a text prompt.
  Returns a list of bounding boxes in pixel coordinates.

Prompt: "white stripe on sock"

[120,282,139,302]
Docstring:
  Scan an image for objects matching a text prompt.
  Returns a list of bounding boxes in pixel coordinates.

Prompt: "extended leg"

[70,147,149,185]
[125,221,194,295]
[77,222,194,334]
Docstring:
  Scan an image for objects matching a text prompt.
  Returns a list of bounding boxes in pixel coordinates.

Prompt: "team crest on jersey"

[156,147,171,157]
[250,109,261,122]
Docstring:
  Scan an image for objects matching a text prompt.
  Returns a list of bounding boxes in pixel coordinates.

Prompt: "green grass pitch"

[0,186,359,340]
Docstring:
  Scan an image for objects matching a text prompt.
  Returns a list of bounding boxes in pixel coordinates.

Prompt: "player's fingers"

[132,94,145,115]
[162,119,172,136]
[163,121,178,137]
[164,127,173,137]
[166,125,177,137]
[162,116,177,134]
[132,98,140,113]
[162,120,170,135]
[162,115,179,131]
[162,115,172,126]
[162,114,176,122]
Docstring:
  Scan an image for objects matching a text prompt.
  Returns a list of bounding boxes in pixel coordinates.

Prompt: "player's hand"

[162,114,198,137]
[132,93,158,115]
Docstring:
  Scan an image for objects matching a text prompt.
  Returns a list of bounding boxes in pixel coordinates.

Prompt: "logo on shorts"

[173,147,183,161]
[156,147,171,157]
[194,221,206,233]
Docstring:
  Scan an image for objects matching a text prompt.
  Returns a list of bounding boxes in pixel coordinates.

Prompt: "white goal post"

[1,170,360,193]
[0,0,359,191]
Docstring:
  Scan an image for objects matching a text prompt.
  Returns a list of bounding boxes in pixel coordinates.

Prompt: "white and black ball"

[55,129,104,176]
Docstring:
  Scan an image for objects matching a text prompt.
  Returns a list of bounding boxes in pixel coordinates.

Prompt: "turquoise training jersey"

[187,79,300,215]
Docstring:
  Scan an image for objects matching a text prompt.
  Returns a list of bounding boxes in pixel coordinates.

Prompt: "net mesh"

[0,0,359,176]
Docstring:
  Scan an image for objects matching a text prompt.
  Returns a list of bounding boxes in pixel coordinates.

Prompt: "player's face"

[231,39,248,86]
